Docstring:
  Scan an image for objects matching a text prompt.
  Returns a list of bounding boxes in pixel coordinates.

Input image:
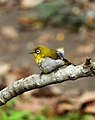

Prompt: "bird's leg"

[39,71,44,78]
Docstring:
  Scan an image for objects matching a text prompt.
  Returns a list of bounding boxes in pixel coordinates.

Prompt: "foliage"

[0,99,30,120]
[23,0,95,30]
[0,99,92,120]
[32,112,92,120]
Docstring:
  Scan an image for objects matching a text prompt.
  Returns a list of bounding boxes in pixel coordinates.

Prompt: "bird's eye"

[36,49,40,54]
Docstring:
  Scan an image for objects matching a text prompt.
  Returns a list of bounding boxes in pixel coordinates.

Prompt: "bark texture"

[0,58,95,106]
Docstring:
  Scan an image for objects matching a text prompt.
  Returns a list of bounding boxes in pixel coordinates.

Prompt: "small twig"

[84,57,91,66]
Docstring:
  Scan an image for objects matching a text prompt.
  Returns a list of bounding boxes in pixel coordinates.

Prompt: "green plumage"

[34,45,59,60]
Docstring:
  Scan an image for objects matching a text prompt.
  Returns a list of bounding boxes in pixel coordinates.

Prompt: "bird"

[29,45,72,74]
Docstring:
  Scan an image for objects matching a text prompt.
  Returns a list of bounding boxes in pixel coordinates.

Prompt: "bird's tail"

[63,58,75,66]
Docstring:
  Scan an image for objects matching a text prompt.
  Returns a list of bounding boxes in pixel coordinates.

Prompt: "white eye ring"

[36,49,40,54]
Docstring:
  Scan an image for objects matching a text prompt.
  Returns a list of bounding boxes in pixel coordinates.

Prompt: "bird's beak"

[28,51,35,54]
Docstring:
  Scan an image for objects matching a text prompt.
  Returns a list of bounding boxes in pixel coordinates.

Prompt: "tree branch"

[0,58,95,106]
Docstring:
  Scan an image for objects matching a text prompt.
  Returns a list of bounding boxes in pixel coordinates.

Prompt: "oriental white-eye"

[29,45,72,74]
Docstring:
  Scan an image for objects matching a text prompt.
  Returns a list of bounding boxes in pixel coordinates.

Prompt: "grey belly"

[39,57,64,74]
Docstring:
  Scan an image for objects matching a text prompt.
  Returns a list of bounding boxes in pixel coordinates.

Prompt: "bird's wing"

[56,47,64,60]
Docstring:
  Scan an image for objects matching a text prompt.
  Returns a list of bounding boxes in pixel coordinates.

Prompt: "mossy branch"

[0,58,95,106]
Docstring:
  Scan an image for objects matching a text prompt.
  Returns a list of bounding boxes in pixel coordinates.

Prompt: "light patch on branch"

[0,58,95,106]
